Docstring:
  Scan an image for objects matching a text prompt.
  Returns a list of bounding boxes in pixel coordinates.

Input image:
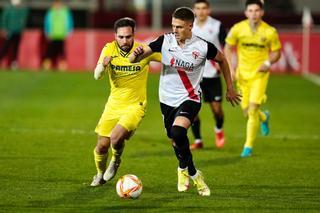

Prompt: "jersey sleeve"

[149,35,164,52]
[218,23,227,47]
[225,25,238,46]
[97,44,109,64]
[147,52,162,62]
[270,28,282,51]
[206,42,218,60]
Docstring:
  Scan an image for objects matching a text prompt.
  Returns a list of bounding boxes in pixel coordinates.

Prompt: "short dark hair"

[245,0,264,9]
[114,17,136,33]
[172,7,195,23]
[194,0,210,7]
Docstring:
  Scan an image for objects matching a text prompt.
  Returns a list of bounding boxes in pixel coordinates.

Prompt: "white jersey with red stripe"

[149,33,218,107]
[192,17,226,78]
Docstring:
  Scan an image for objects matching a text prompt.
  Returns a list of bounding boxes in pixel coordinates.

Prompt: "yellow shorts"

[95,103,146,137]
[237,72,269,109]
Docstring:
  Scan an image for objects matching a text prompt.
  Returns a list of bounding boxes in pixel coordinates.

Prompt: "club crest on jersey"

[192,51,200,59]
[170,57,194,71]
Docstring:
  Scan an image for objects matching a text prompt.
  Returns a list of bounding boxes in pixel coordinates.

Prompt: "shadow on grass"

[199,156,241,166]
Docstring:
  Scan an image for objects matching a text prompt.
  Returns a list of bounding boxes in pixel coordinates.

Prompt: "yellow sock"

[259,110,267,122]
[111,145,124,161]
[244,108,259,148]
[94,149,108,174]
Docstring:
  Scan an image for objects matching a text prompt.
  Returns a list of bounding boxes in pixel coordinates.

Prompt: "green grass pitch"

[0,71,319,212]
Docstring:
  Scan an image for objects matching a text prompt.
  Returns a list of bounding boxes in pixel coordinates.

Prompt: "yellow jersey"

[226,20,281,80]
[97,41,161,107]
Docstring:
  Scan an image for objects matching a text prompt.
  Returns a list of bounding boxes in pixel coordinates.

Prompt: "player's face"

[193,2,210,22]
[115,26,134,52]
[245,4,264,24]
[172,18,193,43]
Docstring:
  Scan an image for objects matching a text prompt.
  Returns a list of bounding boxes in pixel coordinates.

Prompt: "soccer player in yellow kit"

[90,17,161,186]
[225,0,281,157]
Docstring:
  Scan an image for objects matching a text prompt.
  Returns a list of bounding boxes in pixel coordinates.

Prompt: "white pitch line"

[5,128,320,141]
[7,127,94,135]
[303,73,320,86]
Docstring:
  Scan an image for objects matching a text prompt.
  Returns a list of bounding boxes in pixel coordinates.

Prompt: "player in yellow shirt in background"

[224,0,281,157]
[90,17,161,186]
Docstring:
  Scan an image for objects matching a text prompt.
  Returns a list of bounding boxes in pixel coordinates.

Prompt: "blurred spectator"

[43,0,73,71]
[0,0,28,70]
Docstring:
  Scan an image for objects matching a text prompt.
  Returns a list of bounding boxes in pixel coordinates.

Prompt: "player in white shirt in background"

[191,0,228,150]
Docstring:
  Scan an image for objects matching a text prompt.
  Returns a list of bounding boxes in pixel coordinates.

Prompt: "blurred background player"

[224,0,281,157]
[42,0,73,71]
[190,0,227,150]
[0,0,28,70]
[90,17,161,186]
[130,7,241,196]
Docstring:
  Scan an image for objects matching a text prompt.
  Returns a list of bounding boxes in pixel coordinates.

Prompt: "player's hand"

[258,61,271,72]
[226,87,242,106]
[129,45,144,63]
[102,56,111,67]
[133,45,144,57]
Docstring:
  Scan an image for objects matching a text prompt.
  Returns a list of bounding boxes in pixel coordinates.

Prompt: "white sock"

[215,126,222,133]
[178,167,187,171]
[195,139,202,144]
[191,170,199,180]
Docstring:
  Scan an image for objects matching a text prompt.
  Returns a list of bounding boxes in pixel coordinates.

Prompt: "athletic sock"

[259,110,267,122]
[111,145,124,161]
[244,108,259,148]
[94,149,108,174]
[171,126,197,176]
[214,114,224,129]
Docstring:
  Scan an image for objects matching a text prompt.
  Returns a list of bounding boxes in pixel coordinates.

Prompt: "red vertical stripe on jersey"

[176,68,200,101]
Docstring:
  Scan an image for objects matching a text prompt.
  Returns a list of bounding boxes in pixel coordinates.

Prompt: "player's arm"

[129,35,164,63]
[224,43,236,81]
[258,50,281,72]
[207,43,241,106]
[259,28,282,72]
[94,56,111,80]
[129,45,153,63]
[94,45,112,80]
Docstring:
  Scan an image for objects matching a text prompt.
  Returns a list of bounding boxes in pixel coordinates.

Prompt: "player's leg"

[211,101,225,148]
[190,79,210,150]
[172,101,210,196]
[10,34,21,69]
[91,135,110,186]
[91,106,119,186]
[0,36,12,63]
[241,73,270,157]
[190,115,203,150]
[43,40,54,70]
[104,104,146,181]
[242,103,260,157]
[103,124,131,181]
[237,79,252,157]
[57,40,67,71]
[209,77,225,148]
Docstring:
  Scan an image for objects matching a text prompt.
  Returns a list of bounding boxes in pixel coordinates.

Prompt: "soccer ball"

[116,174,142,199]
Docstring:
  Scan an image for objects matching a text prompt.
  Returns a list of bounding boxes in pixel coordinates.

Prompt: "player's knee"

[97,136,110,152]
[248,107,259,117]
[170,125,188,147]
[110,133,125,148]
[95,143,108,154]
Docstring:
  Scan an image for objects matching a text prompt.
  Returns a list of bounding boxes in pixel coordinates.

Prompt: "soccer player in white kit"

[190,0,228,150]
[130,7,241,196]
